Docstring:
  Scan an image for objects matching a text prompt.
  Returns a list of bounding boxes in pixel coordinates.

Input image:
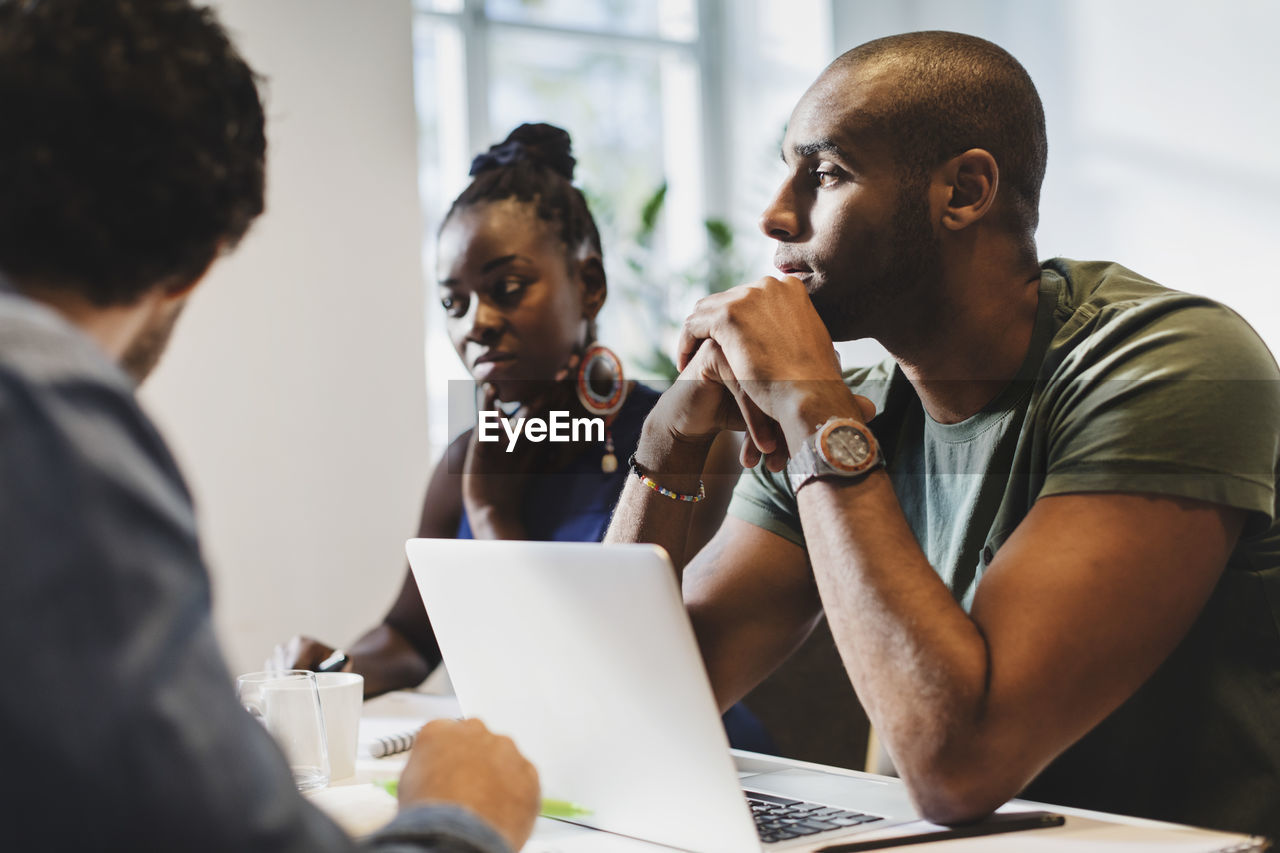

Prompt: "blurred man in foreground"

[0,1,537,850]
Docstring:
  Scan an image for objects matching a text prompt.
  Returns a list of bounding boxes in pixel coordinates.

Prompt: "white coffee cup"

[315,672,364,780]
[237,670,330,792]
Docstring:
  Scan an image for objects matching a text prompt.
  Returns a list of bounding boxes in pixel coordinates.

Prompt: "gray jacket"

[0,280,510,853]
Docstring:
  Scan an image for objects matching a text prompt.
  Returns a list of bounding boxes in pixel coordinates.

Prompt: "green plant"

[615,181,749,381]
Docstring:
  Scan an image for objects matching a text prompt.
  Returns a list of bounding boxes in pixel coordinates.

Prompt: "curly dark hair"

[445,123,603,263]
[0,0,266,306]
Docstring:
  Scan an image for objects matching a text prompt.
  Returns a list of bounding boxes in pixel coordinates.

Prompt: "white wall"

[831,0,1280,354]
[140,0,429,676]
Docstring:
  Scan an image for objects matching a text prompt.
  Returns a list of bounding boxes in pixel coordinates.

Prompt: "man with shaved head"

[609,31,1280,838]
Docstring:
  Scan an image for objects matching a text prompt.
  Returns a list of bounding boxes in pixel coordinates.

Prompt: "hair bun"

[469,123,576,181]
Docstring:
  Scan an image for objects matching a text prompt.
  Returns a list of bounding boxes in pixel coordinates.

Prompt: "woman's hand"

[461,351,582,538]
[461,383,548,538]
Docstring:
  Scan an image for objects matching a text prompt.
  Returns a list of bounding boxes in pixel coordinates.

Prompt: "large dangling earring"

[575,343,626,473]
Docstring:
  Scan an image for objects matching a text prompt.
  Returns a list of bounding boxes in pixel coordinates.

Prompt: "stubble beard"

[122,298,187,384]
[814,183,944,345]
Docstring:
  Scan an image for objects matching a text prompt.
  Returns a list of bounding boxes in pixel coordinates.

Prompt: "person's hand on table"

[268,634,352,673]
[398,718,540,852]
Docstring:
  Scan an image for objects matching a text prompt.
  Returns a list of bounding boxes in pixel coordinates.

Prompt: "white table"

[309,691,1268,853]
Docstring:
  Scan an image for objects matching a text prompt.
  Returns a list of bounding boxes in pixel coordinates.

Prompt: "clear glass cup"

[237,669,330,793]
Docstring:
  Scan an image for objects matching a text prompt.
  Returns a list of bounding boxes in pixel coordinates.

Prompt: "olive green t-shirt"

[729,258,1280,837]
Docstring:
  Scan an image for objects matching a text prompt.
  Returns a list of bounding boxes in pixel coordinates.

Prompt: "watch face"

[819,423,874,473]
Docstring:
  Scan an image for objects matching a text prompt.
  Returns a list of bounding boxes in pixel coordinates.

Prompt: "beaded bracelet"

[627,453,706,503]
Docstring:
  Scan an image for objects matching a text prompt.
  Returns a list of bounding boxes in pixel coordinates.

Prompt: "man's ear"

[939,148,999,232]
[578,255,607,320]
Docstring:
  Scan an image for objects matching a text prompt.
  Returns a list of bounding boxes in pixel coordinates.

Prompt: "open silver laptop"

[406,539,918,853]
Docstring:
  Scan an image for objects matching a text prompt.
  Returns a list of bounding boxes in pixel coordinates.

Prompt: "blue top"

[458,383,661,541]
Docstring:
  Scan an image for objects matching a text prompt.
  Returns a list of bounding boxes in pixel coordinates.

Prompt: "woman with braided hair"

[281,123,774,753]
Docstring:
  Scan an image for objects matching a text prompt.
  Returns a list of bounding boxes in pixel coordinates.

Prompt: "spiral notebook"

[365,726,421,758]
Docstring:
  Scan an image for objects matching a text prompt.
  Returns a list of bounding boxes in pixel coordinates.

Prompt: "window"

[412,0,833,452]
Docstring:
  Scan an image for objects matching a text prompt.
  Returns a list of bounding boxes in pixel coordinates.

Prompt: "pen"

[316,649,350,673]
[816,811,1065,852]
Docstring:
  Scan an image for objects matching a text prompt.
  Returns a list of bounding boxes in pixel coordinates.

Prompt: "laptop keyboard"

[746,791,884,844]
